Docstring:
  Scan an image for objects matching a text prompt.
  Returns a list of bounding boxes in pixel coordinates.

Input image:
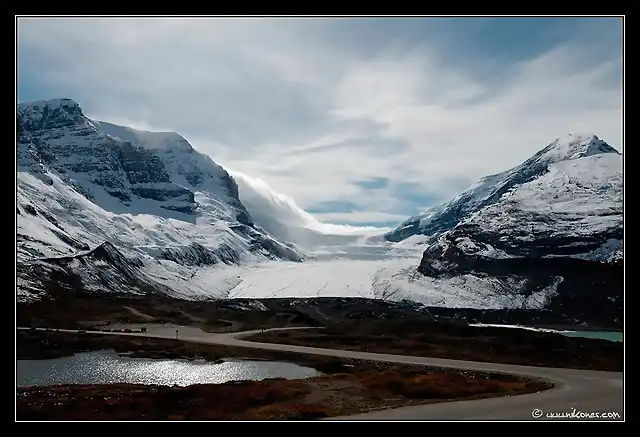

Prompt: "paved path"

[17,325,624,421]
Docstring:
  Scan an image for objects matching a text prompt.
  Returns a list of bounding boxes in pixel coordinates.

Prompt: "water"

[470,323,622,342]
[16,350,321,387]
[559,330,623,342]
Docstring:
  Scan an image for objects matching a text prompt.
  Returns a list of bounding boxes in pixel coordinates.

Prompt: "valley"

[15,98,624,421]
[16,328,554,421]
[15,15,625,422]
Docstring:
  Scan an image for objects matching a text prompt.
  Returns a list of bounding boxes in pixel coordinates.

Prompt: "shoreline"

[469,323,624,334]
[16,329,552,420]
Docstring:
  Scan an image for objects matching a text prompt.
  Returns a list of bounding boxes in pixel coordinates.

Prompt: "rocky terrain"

[17,286,622,344]
[383,135,623,328]
[17,98,301,301]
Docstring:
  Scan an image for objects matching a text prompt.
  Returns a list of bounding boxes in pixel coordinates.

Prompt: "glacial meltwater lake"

[559,330,623,342]
[16,350,321,387]
[470,324,623,342]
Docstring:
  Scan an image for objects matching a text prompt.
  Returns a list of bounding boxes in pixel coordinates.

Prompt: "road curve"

[17,325,624,421]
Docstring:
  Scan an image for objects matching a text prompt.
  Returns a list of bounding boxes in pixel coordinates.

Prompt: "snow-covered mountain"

[389,134,623,326]
[385,134,622,244]
[16,98,302,301]
[15,99,623,327]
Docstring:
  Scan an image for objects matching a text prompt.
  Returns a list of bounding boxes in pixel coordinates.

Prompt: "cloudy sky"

[17,17,623,229]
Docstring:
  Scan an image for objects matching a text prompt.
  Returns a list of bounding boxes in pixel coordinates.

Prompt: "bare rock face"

[18,99,221,216]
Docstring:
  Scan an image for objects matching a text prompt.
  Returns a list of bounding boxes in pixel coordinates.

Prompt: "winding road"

[18,325,624,421]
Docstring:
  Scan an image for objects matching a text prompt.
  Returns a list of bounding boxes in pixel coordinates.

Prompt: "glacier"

[15,99,623,327]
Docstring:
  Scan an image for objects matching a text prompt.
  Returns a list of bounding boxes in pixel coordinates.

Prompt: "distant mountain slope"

[17,98,301,301]
[385,134,621,243]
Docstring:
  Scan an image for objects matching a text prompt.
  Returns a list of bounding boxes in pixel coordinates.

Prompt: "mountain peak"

[541,133,620,163]
[18,98,87,132]
[90,119,193,153]
[18,97,82,112]
[17,98,193,154]
[385,133,621,243]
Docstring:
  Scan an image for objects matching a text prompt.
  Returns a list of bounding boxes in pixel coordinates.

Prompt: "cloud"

[306,200,363,214]
[353,178,391,190]
[310,212,408,227]
[226,168,388,235]
[17,17,623,229]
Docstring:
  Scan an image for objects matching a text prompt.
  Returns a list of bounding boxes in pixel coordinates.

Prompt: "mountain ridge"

[400,136,623,328]
[17,97,302,301]
[385,133,621,244]
[16,98,623,329]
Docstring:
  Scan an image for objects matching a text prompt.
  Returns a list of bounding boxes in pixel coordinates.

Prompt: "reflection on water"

[16,350,320,387]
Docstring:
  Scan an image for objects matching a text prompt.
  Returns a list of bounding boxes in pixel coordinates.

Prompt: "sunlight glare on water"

[17,350,320,387]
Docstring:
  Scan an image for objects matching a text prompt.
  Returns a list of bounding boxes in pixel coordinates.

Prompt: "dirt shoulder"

[243,321,623,372]
[16,330,551,421]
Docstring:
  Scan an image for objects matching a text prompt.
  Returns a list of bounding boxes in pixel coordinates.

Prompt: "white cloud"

[227,168,386,234]
[86,115,175,133]
[311,212,406,227]
[17,17,623,229]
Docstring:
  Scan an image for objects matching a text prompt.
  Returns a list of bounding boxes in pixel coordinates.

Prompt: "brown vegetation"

[17,381,313,420]
[16,367,551,421]
[358,370,541,399]
[244,320,623,371]
[16,329,552,420]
